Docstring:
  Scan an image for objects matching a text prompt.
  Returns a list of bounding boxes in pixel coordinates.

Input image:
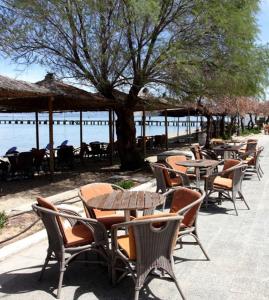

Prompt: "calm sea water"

[0,112,201,155]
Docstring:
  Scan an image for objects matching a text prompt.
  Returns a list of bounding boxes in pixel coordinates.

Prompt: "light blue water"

[0,112,201,155]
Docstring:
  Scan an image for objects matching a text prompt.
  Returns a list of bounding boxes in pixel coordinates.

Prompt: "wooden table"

[176,159,219,188]
[85,190,165,220]
[213,144,243,159]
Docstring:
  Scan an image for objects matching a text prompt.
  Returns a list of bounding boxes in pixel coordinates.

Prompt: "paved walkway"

[1,135,269,299]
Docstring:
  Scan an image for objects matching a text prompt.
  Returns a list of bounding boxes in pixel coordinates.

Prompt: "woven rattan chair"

[111,213,185,300]
[238,139,257,155]
[241,146,264,180]
[79,183,126,229]
[204,160,249,215]
[166,155,197,181]
[191,144,218,160]
[165,186,209,260]
[150,162,190,194]
[32,198,109,299]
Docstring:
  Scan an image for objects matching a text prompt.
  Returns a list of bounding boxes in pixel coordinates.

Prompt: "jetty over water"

[0,118,199,127]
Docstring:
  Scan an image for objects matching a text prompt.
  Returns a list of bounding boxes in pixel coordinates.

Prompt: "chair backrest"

[32,148,46,168]
[154,135,166,147]
[246,140,257,152]
[79,142,90,157]
[79,182,116,218]
[169,187,203,227]
[5,147,18,155]
[230,164,247,192]
[57,146,74,164]
[33,198,70,255]
[166,155,188,173]
[16,151,34,172]
[223,159,241,178]
[150,162,169,192]
[90,142,101,155]
[254,146,264,168]
[128,214,183,262]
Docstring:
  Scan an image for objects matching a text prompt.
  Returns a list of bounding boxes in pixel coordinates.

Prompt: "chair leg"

[134,287,141,300]
[191,233,210,261]
[57,260,66,299]
[173,276,186,300]
[256,169,261,181]
[238,191,250,210]
[232,192,238,216]
[39,250,52,281]
[258,165,264,174]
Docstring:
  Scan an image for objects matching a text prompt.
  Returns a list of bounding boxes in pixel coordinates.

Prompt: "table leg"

[195,167,200,188]
[124,210,130,222]
[124,211,130,234]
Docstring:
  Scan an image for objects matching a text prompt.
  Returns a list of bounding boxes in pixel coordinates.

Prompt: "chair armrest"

[239,150,255,160]
[32,204,108,246]
[177,197,204,215]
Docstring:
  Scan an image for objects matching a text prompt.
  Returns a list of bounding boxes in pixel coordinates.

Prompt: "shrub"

[241,128,261,136]
[116,180,135,189]
[0,211,8,230]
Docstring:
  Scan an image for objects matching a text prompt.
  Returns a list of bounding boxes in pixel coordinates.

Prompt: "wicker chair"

[238,139,257,155]
[150,162,190,194]
[32,198,109,299]
[111,213,185,300]
[166,155,196,181]
[165,186,209,260]
[191,144,218,160]
[241,146,264,180]
[204,160,249,215]
[79,183,126,229]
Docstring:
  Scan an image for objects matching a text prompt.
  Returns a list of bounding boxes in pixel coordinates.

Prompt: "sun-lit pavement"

[1,135,269,299]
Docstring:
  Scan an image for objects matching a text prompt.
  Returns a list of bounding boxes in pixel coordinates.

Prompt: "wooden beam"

[48,97,54,176]
[80,110,83,148]
[165,109,168,150]
[35,111,39,150]
[142,109,146,157]
[109,109,113,165]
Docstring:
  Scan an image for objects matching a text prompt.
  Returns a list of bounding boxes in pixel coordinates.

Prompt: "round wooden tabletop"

[85,190,165,211]
[176,159,219,168]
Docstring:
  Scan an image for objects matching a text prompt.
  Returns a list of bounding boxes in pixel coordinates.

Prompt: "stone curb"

[0,179,156,261]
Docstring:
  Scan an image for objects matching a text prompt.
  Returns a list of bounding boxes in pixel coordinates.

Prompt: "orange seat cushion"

[117,213,177,260]
[170,177,182,187]
[244,157,254,165]
[97,215,126,229]
[37,196,93,246]
[213,176,232,189]
[64,223,93,247]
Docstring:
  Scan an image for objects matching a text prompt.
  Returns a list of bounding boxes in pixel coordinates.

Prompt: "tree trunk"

[220,115,226,138]
[248,113,254,129]
[240,116,245,132]
[205,115,212,148]
[237,113,240,136]
[115,107,144,170]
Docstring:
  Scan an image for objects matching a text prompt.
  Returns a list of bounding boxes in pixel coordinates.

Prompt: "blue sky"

[0,1,269,83]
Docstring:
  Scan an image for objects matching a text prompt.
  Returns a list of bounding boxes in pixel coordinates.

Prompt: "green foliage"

[116,180,135,189]
[0,211,8,230]
[241,128,261,136]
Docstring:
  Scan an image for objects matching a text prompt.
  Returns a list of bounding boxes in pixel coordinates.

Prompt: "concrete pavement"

[1,135,269,299]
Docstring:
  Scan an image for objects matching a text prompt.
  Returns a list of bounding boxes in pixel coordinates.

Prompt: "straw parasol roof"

[0,73,114,112]
[0,74,52,99]
[0,73,182,113]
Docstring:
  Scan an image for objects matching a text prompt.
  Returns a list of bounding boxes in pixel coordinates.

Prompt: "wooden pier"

[0,119,199,127]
